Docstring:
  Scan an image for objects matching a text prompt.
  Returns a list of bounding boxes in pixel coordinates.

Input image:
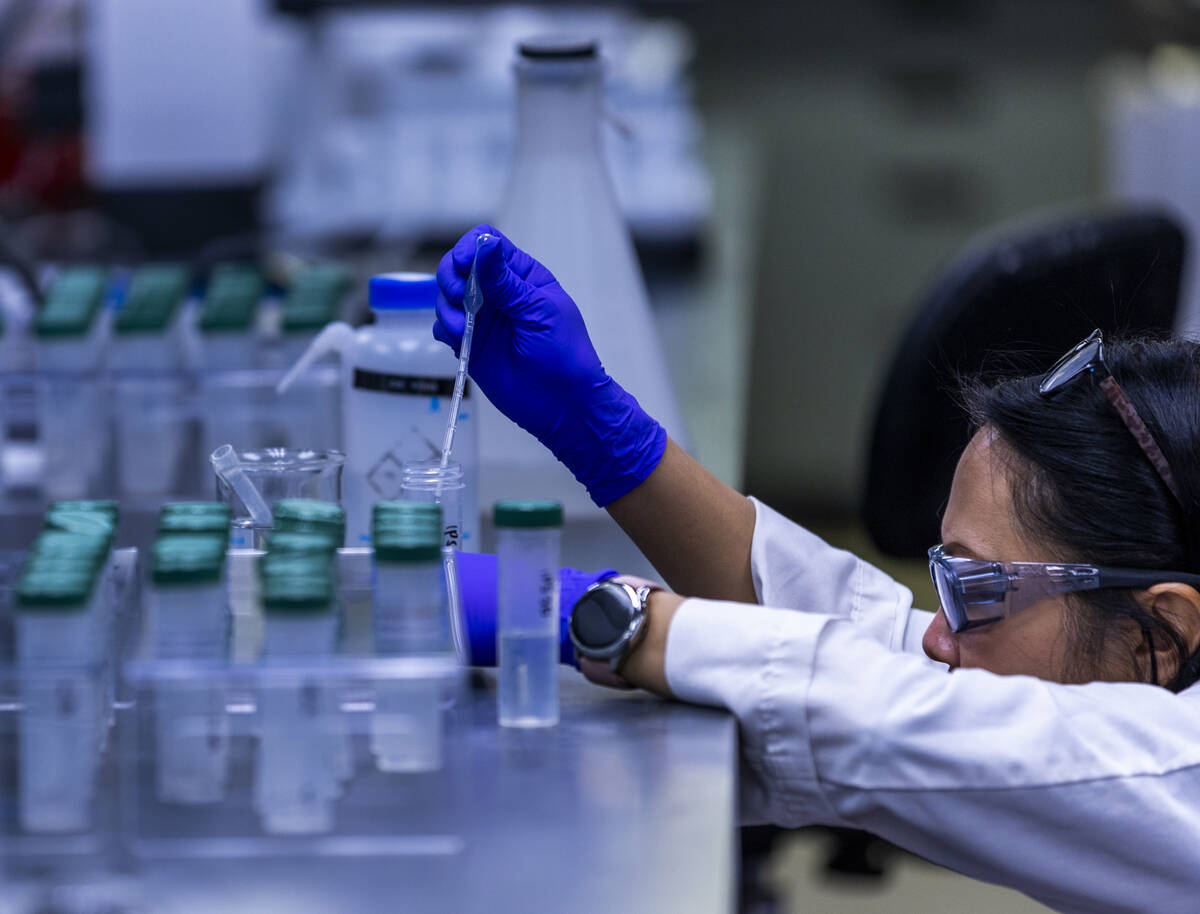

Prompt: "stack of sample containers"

[255,498,345,834]
[147,502,232,804]
[13,500,119,832]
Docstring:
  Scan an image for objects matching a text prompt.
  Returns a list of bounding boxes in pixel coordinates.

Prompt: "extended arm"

[606,438,755,601]
[435,225,755,601]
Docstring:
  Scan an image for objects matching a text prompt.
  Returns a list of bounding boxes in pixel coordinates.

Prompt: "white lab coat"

[664,498,1200,914]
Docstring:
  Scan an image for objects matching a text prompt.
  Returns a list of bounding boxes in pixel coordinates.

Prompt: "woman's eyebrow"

[941,540,983,559]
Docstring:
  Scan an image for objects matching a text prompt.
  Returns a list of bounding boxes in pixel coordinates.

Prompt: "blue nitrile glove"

[434,224,667,507]
[457,552,616,667]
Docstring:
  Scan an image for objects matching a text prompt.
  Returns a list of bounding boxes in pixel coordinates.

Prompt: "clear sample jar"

[256,564,340,835]
[400,459,465,550]
[370,500,448,772]
[400,460,469,663]
[15,564,104,833]
[148,535,229,805]
[495,500,562,728]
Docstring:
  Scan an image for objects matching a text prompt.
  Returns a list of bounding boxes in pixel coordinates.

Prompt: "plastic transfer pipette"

[440,233,491,468]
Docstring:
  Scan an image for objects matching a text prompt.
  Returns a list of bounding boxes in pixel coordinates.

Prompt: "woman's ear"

[1139,584,1200,686]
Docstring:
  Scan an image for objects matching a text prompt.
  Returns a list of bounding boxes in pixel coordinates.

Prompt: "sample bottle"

[400,460,470,661]
[111,264,191,498]
[276,272,478,546]
[15,562,104,832]
[34,266,110,499]
[255,561,340,835]
[271,264,348,452]
[148,534,229,804]
[42,505,119,737]
[495,500,563,728]
[401,459,468,550]
[198,263,267,454]
[488,37,686,514]
[370,500,450,772]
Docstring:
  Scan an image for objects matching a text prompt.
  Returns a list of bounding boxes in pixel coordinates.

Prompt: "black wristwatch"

[568,576,657,678]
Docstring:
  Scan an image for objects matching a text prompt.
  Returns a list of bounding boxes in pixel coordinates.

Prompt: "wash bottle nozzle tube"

[210,443,272,529]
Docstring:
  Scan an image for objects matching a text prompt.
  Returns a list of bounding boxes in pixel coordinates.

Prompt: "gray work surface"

[11,671,738,914]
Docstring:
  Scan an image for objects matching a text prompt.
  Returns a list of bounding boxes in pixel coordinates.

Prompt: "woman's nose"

[922,607,960,669]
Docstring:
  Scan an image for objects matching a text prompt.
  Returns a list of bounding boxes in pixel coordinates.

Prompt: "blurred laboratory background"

[2,0,1200,911]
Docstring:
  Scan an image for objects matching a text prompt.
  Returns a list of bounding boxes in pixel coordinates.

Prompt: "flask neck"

[513,61,604,158]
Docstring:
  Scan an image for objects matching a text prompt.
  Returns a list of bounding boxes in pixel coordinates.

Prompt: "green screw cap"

[372,500,441,525]
[158,512,230,537]
[36,266,107,338]
[32,529,109,563]
[199,263,264,333]
[266,531,338,557]
[50,500,120,524]
[151,535,226,585]
[43,509,116,544]
[282,264,351,332]
[261,571,334,614]
[374,531,442,564]
[161,501,231,520]
[493,500,564,529]
[372,500,442,562]
[273,499,345,545]
[16,567,95,611]
[116,264,189,334]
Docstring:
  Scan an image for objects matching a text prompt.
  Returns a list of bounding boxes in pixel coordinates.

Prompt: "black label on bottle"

[352,369,468,398]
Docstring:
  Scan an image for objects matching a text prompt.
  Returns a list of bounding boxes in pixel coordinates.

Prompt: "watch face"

[571,584,634,650]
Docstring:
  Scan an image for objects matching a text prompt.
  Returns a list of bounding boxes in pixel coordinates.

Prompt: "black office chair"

[864,206,1186,559]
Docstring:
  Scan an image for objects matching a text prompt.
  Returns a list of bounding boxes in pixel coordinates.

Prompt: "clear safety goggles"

[927,544,1200,633]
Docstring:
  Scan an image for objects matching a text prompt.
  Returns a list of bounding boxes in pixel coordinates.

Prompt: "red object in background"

[0,88,27,187]
[0,64,89,212]
[17,131,85,208]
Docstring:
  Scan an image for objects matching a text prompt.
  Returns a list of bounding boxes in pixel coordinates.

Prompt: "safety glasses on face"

[927,545,1200,633]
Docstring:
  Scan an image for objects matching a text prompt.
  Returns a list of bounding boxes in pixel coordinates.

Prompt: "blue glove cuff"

[457,552,616,667]
[542,377,668,508]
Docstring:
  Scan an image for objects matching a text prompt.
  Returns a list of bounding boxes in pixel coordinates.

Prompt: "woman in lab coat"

[435,226,1200,913]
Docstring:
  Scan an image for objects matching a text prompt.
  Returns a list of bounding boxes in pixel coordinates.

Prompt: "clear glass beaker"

[214,447,345,548]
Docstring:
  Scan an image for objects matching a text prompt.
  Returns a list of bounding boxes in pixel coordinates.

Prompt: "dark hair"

[964,335,1200,691]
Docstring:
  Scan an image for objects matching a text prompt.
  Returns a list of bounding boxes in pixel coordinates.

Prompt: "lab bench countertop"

[134,669,739,914]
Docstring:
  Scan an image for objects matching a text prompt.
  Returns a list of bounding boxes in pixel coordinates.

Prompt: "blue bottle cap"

[368,272,439,311]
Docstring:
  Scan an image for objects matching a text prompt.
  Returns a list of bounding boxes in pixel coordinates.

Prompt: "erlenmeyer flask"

[486,36,686,516]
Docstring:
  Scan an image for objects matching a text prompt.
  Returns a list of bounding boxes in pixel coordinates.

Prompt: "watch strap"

[579,655,636,690]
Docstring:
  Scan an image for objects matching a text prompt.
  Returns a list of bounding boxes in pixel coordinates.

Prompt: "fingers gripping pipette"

[440,234,491,468]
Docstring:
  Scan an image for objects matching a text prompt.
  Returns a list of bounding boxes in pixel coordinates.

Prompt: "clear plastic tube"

[209,443,273,529]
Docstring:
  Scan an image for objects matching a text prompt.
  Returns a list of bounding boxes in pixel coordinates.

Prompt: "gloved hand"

[457,552,617,667]
[434,224,666,507]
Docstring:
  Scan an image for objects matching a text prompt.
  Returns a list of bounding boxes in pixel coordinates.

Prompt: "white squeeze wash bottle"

[277,272,478,547]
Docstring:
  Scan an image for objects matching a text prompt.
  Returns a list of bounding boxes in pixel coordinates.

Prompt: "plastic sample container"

[148,535,229,804]
[370,501,449,772]
[494,500,563,728]
[34,266,111,499]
